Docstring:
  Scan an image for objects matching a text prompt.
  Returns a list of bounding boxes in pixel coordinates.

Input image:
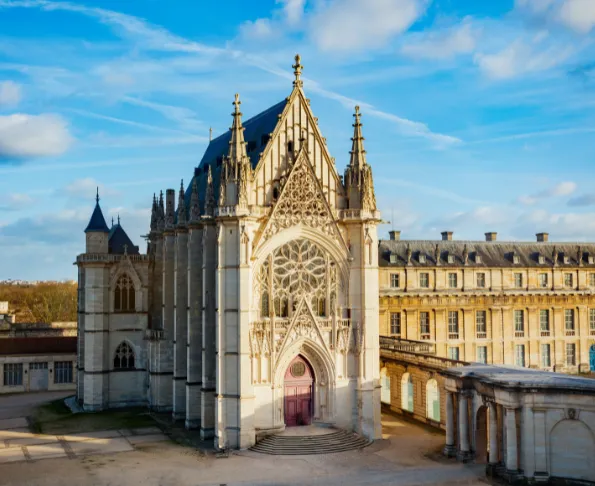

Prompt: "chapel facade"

[76,55,383,449]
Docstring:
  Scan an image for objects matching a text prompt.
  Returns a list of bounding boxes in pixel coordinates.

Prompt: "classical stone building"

[379,231,595,373]
[76,56,382,449]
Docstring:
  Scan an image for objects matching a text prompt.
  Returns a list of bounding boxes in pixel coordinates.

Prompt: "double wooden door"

[284,356,313,426]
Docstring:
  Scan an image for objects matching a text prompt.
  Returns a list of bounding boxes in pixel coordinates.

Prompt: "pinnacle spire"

[189,177,200,222]
[349,105,367,169]
[150,193,158,231]
[157,190,165,231]
[177,179,187,225]
[228,93,248,164]
[293,54,303,88]
[205,165,215,216]
[85,189,109,233]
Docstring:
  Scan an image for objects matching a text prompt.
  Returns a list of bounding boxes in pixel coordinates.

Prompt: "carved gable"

[255,147,346,249]
[276,297,330,363]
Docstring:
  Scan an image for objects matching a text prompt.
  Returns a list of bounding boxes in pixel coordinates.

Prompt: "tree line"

[0,282,77,323]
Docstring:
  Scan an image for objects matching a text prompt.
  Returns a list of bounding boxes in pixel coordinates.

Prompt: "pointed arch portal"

[284,355,314,426]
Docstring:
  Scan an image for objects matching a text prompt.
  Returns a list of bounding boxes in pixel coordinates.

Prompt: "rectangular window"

[477,346,487,364]
[539,273,548,288]
[564,273,573,287]
[565,309,575,335]
[419,312,430,338]
[590,273,595,287]
[54,361,73,384]
[448,311,459,338]
[3,363,23,386]
[590,309,595,335]
[448,347,459,361]
[448,273,457,288]
[390,274,400,288]
[419,273,429,288]
[541,344,551,368]
[514,310,524,336]
[476,311,487,337]
[540,309,550,335]
[566,343,576,366]
[515,344,525,367]
[390,312,401,335]
[476,273,486,288]
[514,273,523,288]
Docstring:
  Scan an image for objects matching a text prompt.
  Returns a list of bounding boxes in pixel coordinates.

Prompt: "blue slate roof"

[108,223,139,254]
[84,202,109,233]
[181,99,287,214]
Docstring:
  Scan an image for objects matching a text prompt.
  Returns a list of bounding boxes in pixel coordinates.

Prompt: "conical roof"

[84,194,109,233]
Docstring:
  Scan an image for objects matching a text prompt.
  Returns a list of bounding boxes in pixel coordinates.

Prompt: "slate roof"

[108,223,139,255]
[181,99,288,214]
[379,240,595,268]
[0,337,77,355]
[84,202,109,233]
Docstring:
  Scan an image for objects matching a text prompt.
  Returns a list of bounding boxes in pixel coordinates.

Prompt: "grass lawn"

[31,397,156,435]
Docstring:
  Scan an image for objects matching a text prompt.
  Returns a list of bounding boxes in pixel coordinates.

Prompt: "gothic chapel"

[77,55,382,449]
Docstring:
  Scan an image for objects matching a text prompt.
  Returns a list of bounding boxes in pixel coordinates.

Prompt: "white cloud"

[474,39,574,80]
[516,0,595,34]
[401,21,477,60]
[0,80,22,106]
[0,192,34,210]
[309,0,428,52]
[282,0,305,26]
[517,181,577,205]
[239,18,275,40]
[0,113,73,159]
[238,0,305,40]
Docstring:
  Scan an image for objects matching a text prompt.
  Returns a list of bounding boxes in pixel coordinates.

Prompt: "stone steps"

[250,429,371,455]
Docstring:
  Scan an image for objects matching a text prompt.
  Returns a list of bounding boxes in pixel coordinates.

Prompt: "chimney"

[388,230,401,241]
[485,232,497,242]
[536,232,549,242]
[441,231,453,241]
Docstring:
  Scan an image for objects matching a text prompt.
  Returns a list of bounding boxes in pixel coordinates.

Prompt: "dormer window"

[512,252,520,264]
[447,252,454,264]
[588,253,594,264]
[389,253,398,264]
[475,254,482,264]
[538,254,545,264]
[418,254,426,264]
[563,254,570,264]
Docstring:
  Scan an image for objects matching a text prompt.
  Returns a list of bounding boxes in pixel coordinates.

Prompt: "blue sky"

[0,0,595,281]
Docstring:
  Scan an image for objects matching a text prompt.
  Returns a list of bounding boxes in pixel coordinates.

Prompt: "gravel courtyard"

[0,393,487,486]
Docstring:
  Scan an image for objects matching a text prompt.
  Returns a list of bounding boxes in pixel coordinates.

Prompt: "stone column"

[505,407,518,472]
[489,402,499,464]
[457,392,471,461]
[172,225,188,420]
[443,391,456,457]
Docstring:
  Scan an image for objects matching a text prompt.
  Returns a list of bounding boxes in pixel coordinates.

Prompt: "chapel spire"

[150,193,158,231]
[349,105,367,169]
[84,187,109,233]
[228,93,248,165]
[177,179,187,225]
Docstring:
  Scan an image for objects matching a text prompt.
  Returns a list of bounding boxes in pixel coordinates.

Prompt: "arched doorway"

[475,406,488,463]
[284,355,314,426]
[426,379,440,421]
[550,419,595,482]
[590,344,595,372]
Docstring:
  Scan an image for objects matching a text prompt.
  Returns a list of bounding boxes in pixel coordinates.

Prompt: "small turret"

[84,188,110,253]
[189,177,200,222]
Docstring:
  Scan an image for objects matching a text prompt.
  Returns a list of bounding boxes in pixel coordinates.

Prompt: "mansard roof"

[108,222,139,255]
[84,201,109,233]
[379,239,595,268]
[182,99,288,213]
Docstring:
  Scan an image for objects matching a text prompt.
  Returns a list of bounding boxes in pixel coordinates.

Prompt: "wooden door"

[284,356,313,426]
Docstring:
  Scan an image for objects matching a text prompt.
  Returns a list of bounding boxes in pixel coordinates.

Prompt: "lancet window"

[114,274,135,312]
[113,342,135,369]
[255,239,340,320]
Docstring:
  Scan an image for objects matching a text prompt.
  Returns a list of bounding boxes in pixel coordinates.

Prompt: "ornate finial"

[209,127,212,142]
[292,54,303,87]
[233,93,241,112]
[96,187,99,204]
[117,214,120,225]
[205,165,215,216]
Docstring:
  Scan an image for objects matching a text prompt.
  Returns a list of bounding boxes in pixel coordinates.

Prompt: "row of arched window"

[380,372,441,422]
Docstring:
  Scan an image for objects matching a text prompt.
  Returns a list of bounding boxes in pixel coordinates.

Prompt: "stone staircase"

[249,429,371,455]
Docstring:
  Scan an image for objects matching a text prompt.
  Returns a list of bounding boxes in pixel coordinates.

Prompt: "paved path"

[0,416,169,464]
